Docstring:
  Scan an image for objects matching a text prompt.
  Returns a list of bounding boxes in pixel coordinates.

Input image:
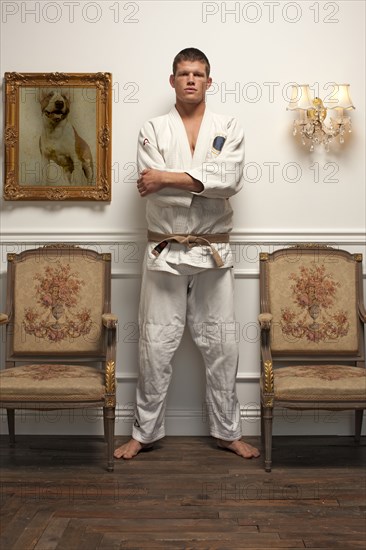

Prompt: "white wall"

[1,0,365,437]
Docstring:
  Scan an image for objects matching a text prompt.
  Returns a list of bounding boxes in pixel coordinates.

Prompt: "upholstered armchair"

[259,245,366,472]
[0,245,118,471]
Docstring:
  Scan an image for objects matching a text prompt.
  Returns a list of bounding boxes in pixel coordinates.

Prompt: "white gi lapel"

[192,107,213,166]
[170,107,192,168]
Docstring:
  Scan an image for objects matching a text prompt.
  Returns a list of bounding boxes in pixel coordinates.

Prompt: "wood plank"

[100,532,305,547]
[221,506,365,520]
[53,506,219,520]
[54,519,89,550]
[180,498,340,507]
[0,493,24,532]
[304,539,366,548]
[259,518,366,535]
[97,533,125,549]
[53,516,256,533]
[0,502,39,548]
[9,508,55,550]
[34,517,70,550]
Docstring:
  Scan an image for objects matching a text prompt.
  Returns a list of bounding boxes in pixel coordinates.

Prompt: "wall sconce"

[287,84,355,151]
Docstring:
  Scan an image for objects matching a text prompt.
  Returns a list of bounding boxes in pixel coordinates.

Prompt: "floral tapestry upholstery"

[267,254,359,353]
[0,364,105,402]
[274,365,366,402]
[12,256,105,354]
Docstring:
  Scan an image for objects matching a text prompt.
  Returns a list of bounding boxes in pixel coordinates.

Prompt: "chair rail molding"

[1,231,365,278]
[1,229,366,245]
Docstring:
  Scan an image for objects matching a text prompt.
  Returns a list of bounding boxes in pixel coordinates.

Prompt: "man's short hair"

[172,48,211,77]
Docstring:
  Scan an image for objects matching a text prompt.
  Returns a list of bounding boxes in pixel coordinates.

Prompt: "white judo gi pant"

[132,265,242,444]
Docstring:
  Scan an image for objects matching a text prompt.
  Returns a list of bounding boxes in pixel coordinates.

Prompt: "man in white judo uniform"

[114,48,260,460]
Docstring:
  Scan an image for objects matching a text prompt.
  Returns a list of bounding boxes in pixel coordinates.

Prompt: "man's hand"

[137,168,203,197]
[137,169,166,197]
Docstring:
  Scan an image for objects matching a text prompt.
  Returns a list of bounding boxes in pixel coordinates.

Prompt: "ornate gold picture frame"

[4,72,112,201]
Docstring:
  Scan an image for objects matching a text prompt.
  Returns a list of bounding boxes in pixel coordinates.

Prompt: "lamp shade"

[324,84,355,110]
[287,84,314,110]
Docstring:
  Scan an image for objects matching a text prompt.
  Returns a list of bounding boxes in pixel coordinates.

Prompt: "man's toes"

[113,447,125,459]
[248,444,260,458]
[243,444,260,458]
[120,451,133,459]
[114,440,145,460]
[241,448,254,459]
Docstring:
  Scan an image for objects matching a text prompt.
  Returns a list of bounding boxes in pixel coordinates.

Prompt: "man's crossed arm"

[137,168,204,197]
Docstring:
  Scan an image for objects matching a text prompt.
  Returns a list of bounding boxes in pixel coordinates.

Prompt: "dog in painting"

[39,89,94,185]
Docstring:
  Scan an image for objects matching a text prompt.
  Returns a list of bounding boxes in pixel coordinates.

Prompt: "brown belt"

[147,230,230,268]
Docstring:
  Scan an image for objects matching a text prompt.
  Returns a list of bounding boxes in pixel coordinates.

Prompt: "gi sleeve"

[137,121,187,175]
[186,118,245,199]
[137,121,166,172]
[137,121,192,207]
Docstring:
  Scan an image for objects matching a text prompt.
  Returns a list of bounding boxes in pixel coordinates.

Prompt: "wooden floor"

[0,435,365,549]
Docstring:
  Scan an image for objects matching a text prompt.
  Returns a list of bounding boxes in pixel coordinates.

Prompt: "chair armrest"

[102,314,118,329]
[359,303,366,323]
[0,313,9,325]
[258,313,272,330]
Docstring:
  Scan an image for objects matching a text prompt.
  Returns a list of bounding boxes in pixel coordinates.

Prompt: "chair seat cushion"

[0,364,105,402]
[274,365,366,402]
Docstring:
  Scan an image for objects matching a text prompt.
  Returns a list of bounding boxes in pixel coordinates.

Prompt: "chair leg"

[7,409,15,447]
[104,406,115,472]
[263,406,273,472]
[355,409,364,443]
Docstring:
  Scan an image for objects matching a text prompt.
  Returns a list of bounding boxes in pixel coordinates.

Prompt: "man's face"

[169,60,212,105]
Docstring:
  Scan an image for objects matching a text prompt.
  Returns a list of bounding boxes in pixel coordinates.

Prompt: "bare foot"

[217,438,260,459]
[113,438,152,460]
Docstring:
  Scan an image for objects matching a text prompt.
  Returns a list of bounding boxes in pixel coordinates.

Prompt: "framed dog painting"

[4,72,112,201]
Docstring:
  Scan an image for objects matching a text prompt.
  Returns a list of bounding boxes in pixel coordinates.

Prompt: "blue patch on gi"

[212,135,226,153]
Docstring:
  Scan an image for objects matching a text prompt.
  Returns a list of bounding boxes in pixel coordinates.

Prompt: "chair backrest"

[5,245,111,363]
[259,246,365,362]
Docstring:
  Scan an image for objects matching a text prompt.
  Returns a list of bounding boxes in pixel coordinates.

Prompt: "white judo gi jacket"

[137,106,245,273]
